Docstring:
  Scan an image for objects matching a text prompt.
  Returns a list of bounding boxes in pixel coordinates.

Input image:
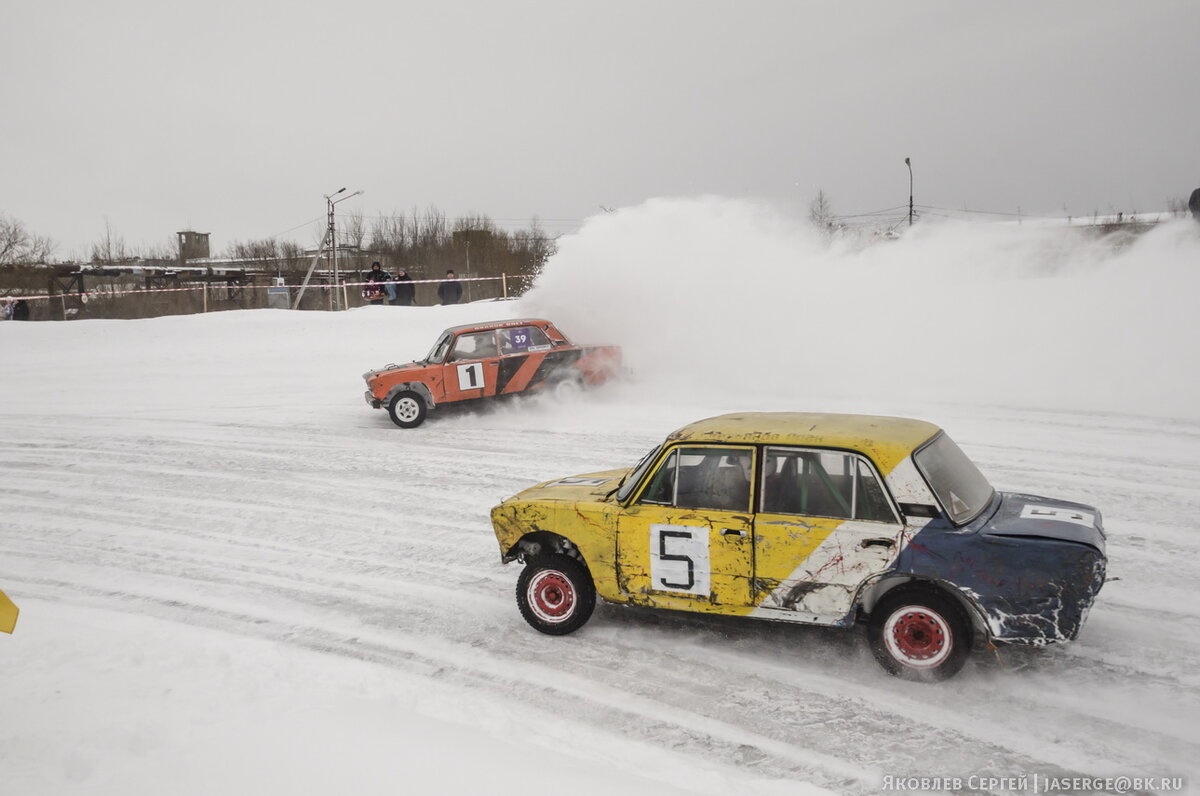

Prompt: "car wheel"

[516,554,596,635]
[388,391,427,428]
[552,373,585,401]
[867,587,971,681]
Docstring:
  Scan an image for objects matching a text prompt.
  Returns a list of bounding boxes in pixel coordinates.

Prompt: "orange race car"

[363,318,622,428]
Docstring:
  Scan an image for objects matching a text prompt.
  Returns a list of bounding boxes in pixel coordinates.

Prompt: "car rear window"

[913,433,995,525]
[500,325,550,354]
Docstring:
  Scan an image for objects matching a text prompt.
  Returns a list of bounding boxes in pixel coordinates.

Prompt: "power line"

[831,205,909,220]
[916,204,1024,217]
[265,216,324,240]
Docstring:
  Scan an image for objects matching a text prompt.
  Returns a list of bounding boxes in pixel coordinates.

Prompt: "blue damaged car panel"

[894,491,1106,644]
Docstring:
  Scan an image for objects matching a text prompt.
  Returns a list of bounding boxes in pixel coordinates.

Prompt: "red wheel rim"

[883,605,952,668]
[528,570,576,623]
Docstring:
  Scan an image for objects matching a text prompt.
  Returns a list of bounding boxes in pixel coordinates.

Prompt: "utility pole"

[327,189,340,309]
[324,187,363,310]
[291,187,362,310]
[464,239,471,302]
[905,157,914,227]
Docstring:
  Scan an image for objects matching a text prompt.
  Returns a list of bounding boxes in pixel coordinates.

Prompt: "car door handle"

[861,538,895,549]
[721,528,746,537]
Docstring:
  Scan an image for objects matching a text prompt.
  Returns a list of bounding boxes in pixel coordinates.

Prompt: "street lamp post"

[324,187,363,310]
[905,157,914,227]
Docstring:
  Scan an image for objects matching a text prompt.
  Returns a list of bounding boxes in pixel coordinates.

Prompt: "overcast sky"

[3,0,1198,259]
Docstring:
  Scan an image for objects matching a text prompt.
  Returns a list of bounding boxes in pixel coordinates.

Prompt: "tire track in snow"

[3,406,1198,791]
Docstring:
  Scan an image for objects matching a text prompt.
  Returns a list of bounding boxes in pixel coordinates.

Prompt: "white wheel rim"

[527,569,576,624]
[555,379,582,400]
[395,397,420,421]
[883,604,953,669]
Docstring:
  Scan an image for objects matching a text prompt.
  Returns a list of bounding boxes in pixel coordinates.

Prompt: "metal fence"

[2,273,533,322]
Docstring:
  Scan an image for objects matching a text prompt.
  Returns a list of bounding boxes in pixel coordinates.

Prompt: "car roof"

[441,318,554,335]
[664,412,942,474]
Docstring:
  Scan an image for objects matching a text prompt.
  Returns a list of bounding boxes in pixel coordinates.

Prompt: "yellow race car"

[491,413,1107,680]
[1,589,17,634]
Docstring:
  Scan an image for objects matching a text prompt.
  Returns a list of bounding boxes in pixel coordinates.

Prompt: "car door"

[752,446,905,624]
[616,445,755,610]
[495,324,555,395]
[441,330,500,401]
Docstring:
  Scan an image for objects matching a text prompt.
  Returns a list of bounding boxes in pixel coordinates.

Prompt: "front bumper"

[365,390,382,409]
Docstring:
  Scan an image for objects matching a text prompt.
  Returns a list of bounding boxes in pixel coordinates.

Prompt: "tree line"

[1,207,556,285]
[223,206,555,284]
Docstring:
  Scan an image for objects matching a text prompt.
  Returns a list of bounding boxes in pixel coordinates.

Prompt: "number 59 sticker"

[650,524,710,596]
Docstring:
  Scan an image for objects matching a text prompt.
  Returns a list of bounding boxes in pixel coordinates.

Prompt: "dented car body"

[491,412,1106,680]
[363,318,621,428]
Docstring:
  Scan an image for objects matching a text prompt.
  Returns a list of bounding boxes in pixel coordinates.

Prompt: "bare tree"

[226,238,280,261]
[368,211,408,253]
[91,218,128,264]
[809,189,836,235]
[1167,196,1189,217]
[340,208,367,249]
[0,212,56,265]
[141,236,180,261]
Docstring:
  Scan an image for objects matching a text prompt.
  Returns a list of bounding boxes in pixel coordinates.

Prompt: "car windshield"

[913,433,995,525]
[615,444,662,502]
[425,332,452,363]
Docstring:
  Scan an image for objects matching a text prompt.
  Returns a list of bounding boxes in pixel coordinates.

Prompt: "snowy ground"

[3,202,1199,795]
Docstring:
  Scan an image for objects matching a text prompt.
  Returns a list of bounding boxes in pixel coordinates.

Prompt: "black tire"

[867,586,972,681]
[516,554,596,635]
[387,390,427,428]
[551,372,585,401]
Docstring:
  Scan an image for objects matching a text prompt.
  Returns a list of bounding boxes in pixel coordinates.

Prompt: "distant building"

[176,231,211,263]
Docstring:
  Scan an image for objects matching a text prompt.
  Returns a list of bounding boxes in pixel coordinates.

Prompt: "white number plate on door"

[649,524,710,596]
[456,362,484,390]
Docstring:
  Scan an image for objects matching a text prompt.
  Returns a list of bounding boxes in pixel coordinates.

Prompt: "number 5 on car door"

[650,524,710,596]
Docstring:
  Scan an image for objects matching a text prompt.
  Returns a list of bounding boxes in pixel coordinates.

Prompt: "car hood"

[364,361,427,380]
[509,468,629,503]
[979,492,1105,553]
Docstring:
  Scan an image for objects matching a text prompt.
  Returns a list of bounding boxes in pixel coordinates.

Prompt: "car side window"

[638,451,677,505]
[427,333,453,363]
[499,325,550,355]
[761,447,897,523]
[450,331,498,361]
[637,447,753,512]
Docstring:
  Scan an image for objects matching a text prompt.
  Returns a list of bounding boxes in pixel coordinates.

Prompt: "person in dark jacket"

[437,270,463,305]
[390,269,415,306]
[364,262,394,305]
[11,299,30,321]
[1189,187,1200,223]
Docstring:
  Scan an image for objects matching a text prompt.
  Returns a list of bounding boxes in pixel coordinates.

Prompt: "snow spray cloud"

[526,196,1200,419]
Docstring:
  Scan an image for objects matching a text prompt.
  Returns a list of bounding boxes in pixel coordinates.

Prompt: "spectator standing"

[438,270,463,305]
[364,262,394,305]
[11,299,30,321]
[391,269,415,306]
[1,299,13,320]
